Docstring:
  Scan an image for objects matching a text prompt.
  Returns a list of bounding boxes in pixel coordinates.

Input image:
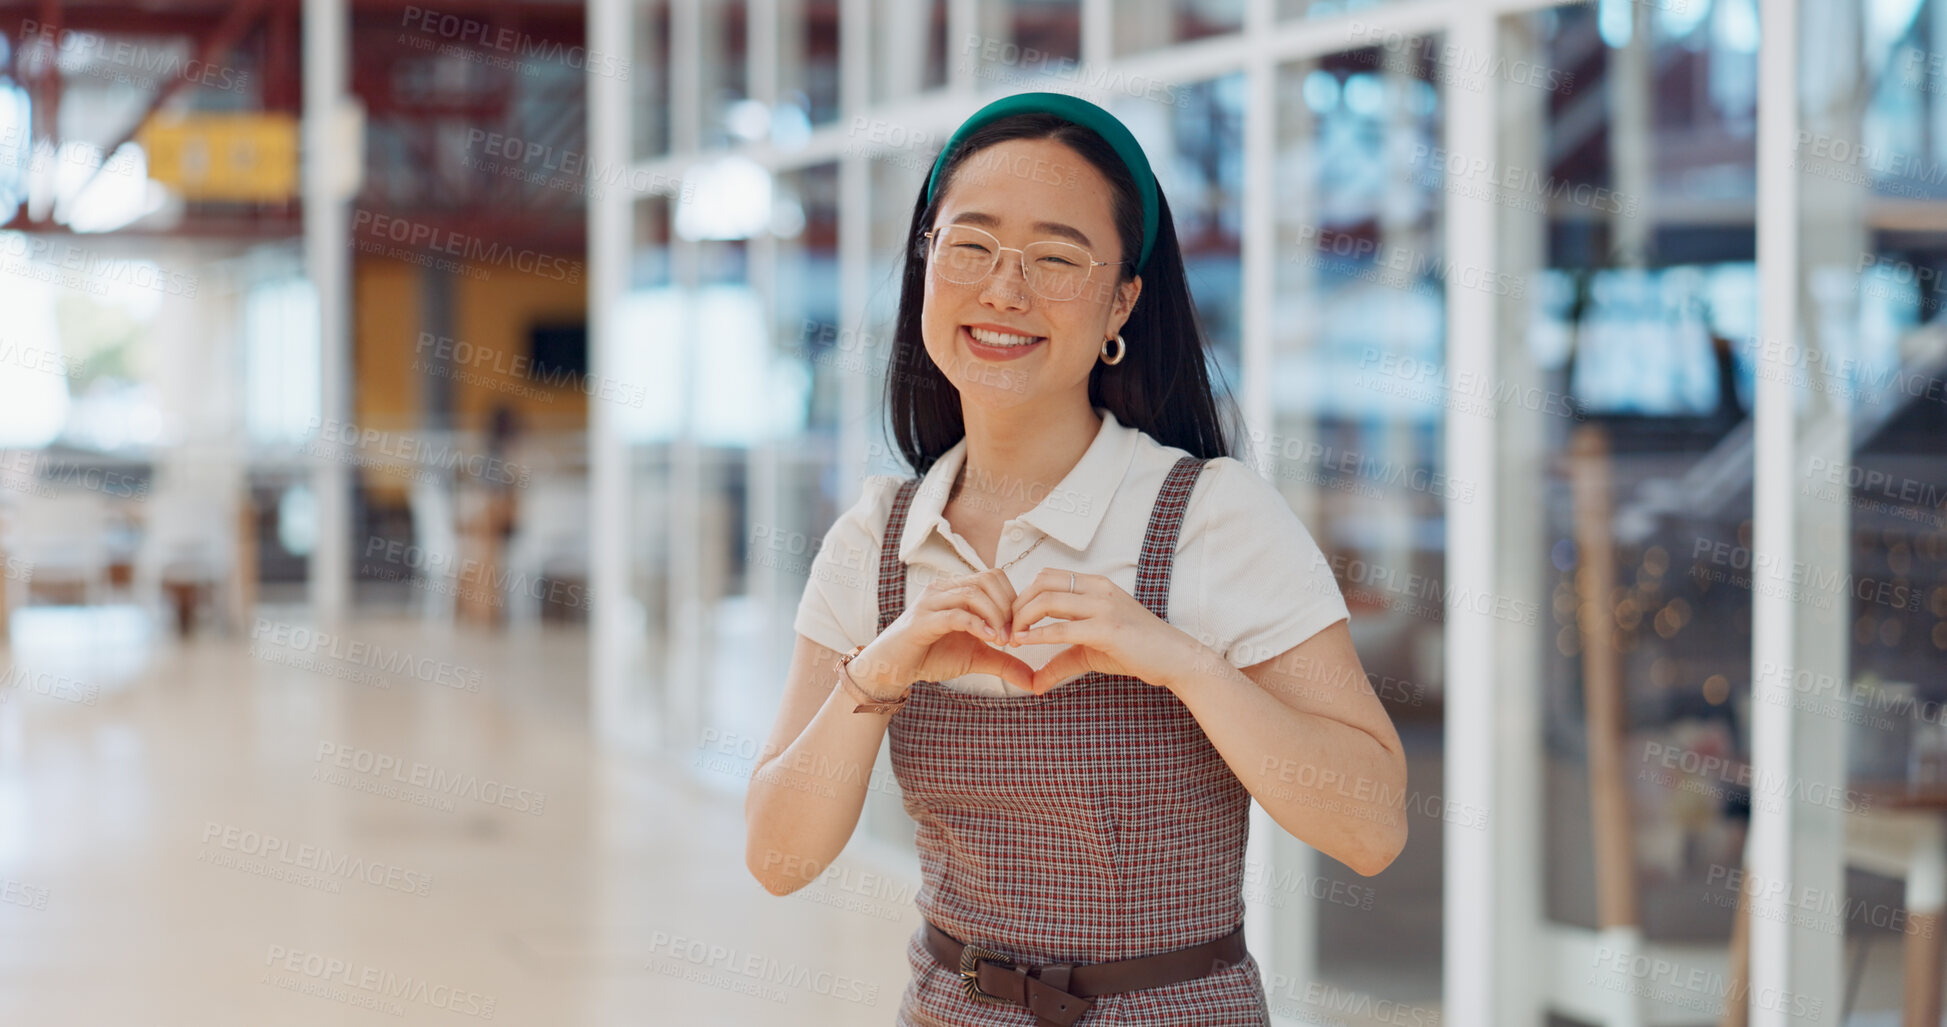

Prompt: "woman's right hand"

[846,568,1035,697]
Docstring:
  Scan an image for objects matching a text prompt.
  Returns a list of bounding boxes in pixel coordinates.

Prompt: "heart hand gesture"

[1005,567,1198,695]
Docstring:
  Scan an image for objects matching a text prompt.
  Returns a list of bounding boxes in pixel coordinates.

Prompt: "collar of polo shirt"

[898,407,1138,564]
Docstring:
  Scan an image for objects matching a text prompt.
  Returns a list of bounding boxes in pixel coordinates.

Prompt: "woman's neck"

[953,401,1102,513]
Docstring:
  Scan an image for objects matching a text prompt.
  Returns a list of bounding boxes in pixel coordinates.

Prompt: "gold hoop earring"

[1101,334,1126,366]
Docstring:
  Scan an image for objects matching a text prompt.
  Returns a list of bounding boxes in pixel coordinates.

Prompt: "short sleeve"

[1186,456,1349,668]
[790,475,900,655]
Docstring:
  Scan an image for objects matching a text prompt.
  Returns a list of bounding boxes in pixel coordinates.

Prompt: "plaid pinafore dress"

[881,455,1272,1026]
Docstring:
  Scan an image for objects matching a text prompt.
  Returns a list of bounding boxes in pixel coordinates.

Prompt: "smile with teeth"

[967,326,1044,348]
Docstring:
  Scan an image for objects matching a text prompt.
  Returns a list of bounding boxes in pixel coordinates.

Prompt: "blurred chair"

[134,460,244,638]
[2,488,114,609]
[501,475,588,627]
[408,475,460,622]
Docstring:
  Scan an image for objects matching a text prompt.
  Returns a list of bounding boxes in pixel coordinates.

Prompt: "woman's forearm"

[743,680,895,896]
[1160,651,1409,877]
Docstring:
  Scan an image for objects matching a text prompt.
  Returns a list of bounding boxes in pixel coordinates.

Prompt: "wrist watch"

[836,644,910,715]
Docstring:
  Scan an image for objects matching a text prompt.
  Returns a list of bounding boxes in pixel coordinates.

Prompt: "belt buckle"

[958,943,1015,1005]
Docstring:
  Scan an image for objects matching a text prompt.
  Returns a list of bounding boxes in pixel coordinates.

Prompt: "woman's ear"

[1108,275,1142,336]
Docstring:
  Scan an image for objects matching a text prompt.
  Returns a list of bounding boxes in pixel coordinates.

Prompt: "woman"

[746,92,1408,1026]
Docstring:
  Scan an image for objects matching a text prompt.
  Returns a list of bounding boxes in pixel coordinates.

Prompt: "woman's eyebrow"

[947,211,1095,249]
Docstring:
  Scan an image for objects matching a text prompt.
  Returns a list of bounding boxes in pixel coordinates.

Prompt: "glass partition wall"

[591,0,1947,1023]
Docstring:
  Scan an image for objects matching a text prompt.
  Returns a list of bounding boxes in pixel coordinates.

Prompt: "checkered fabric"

[883,455,1271,1026]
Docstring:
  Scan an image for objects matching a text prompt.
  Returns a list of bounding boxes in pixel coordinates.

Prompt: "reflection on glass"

[871,0,950,104]
[1115,0,1244,56]
[763,163,842,706]
[1509,3,1761,1000]
[701,0,750,150]
[1120,76,1245,382]
[778,0,841,125]
[626,195,675,739]
[244,276,323,446]
[633,0,671,160]
[1281,0,1402,21]
[775,164,842,436]
[1269,41,1444,1016]
[962,0,1081,93]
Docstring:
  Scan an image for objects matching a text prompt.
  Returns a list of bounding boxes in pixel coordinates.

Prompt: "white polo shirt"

[792,408,1350,698]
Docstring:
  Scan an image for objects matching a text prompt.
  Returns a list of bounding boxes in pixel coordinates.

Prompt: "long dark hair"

[884,113,1237,476]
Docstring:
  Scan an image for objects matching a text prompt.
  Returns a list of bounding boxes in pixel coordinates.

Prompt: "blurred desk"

[1847,782,1947,1027]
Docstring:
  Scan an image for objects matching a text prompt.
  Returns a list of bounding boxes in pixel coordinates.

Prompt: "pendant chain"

[946,460,1048,575]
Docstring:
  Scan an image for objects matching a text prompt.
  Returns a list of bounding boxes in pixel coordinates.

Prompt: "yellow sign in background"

[138,113,299,202]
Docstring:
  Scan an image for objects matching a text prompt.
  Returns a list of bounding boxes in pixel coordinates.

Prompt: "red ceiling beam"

[62,0,268,209]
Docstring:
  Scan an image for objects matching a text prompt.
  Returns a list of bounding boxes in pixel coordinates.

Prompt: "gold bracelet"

[836,644,909,715]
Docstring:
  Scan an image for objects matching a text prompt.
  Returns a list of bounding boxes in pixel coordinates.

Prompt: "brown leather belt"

[923,919,1249,1026]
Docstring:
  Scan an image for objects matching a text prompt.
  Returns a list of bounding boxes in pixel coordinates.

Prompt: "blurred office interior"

[0,0,1945,1024]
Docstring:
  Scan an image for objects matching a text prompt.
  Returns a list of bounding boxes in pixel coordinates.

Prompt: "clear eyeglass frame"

[920,223,1126,302]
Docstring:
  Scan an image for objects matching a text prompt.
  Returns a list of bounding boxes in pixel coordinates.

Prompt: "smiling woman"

[744,92,1408,1027]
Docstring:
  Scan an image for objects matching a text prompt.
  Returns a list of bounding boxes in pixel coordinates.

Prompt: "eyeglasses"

[920,224,1124,303]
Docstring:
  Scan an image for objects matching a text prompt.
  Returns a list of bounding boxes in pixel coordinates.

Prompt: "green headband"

[924,91,1160,273]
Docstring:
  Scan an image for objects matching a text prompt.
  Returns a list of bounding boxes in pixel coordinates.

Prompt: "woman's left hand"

[1006,568,1201,694]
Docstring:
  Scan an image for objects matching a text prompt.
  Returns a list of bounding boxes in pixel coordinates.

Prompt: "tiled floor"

[1,605,1932,1026]
[0,605,916,1026]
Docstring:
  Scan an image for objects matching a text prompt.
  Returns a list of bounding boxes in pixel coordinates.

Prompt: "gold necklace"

[950,532,1047,575]
[945,460,1049,574]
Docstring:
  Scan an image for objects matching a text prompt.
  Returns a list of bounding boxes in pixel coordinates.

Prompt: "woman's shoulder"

[785,475,906,590]
[1125,432,1272,519]
[834,473,907,528]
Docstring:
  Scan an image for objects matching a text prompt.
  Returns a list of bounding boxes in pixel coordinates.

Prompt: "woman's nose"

[978,250,1031,308]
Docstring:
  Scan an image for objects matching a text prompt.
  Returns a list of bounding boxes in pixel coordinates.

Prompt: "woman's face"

[920,137,1141,412]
